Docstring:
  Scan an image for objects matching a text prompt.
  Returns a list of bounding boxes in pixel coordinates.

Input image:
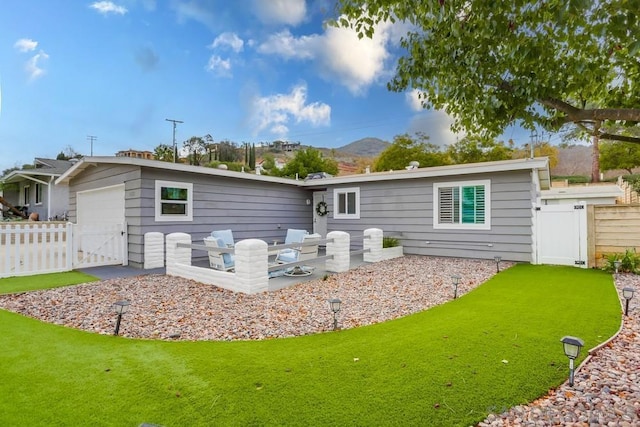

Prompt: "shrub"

[382,236,400,248]
[602,248,640,274]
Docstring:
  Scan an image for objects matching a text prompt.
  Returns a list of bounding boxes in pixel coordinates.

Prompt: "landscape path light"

[614,260,622,274]
[494,256,502,273]
[560,335,584,387]
[328,298,342,331]
[451,275,461,299]
[623,287,635,316]
[113,300,131,336]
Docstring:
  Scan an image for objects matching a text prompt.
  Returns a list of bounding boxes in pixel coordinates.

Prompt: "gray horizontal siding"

[125,168,313,268]
[325,170,535,262]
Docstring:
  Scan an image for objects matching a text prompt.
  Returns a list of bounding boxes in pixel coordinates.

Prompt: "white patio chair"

[211,229,235,248]
[204,236,235,272]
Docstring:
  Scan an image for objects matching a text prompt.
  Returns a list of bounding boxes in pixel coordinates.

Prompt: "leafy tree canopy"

[335,0,640,144]
[275,148,338,179]
[512,141,560,169]
[153,144,175,162]
[373,133,449,172]
[446,135,513,165]
[599,141,640,174]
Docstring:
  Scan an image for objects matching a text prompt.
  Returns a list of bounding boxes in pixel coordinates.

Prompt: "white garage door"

[74,184,127,267]
[77,184,125,225]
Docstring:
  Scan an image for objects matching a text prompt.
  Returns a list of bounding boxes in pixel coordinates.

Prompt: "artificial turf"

[0,271,98,294]
[0,264,621,426]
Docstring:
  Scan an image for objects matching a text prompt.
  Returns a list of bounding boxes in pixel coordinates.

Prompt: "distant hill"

[338,137,390,156]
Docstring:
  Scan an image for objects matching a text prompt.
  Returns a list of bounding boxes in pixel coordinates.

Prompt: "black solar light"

[328,298,342,331]
[560,336,584,387]
[113,300,130,336]
[623,287,635,316]
[451,275,461,299]
[494,256,502,273]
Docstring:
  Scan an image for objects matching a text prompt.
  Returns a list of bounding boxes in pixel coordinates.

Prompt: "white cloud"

[406,89,424,112]
[250,83,331,138]
[14,38,38,52]
[173,1,215,28]
[407,110,466,147]
[210,32,244,53]
[257,18,398,95]
[25,50,49,80]
[252,0,306,26]
[258,30,318,59]
[90,1,128,15]
[205,55,232,77]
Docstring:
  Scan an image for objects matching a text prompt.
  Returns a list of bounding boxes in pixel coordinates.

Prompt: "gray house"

[56,156,550,268]
[1,158,74,220]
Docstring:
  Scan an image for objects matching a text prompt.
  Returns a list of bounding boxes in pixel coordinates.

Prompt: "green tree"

[183,136,207,165]
[599,141,640,175]
[335,0,640,182]
[261,153,276,171]
[446,136,513,165]
[373,133,448,172]
[512,141,560,169]
[153,144,175,162]
[276,148,338,179]
[218,140,241,163]
[249,144,256,170]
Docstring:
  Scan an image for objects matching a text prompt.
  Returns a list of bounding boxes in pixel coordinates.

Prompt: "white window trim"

[333,187,360,219]
[35,183,43,205]
[433,179,491,230]
[155,180,193,222]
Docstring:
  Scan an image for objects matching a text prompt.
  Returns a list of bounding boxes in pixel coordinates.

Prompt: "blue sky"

[0,0,532,173]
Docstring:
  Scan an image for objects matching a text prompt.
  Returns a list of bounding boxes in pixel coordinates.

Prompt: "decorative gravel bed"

[0,256,500,341]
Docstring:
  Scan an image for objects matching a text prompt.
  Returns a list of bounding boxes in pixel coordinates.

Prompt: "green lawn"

[0,271,99,294]
[0,264,621,426]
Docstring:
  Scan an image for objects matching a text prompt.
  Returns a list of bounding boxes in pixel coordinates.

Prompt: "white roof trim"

[56,156,551,189]
[542,185,623,200]
[300,157,550,188]
[55,156,300,186]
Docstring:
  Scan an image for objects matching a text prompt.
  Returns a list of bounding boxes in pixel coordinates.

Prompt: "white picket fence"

[0,222,126,278]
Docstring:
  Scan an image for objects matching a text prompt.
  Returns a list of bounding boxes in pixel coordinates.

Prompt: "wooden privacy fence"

[587,204,640,268]
[0,222,72,278]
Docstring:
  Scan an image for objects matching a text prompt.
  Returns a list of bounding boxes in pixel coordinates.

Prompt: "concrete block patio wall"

[144,228,390,294]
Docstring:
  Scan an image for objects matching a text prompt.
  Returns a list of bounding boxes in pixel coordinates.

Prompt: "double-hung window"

[333,187,360,219]
[433,180,490,230]
[155,180,193,222]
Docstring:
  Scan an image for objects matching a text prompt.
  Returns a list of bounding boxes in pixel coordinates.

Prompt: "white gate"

[535,203,587,268]
[72,223,128,268]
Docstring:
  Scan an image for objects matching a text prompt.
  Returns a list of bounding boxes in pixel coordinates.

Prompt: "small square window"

[333,187,360,219]
[155,180,193,222]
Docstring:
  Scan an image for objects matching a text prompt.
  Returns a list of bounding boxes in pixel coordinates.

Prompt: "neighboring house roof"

[56,156,551,189]
[1,158,75,183]
[541,184,623,201]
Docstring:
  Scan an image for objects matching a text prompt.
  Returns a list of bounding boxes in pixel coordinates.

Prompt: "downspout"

[48,176,54,220]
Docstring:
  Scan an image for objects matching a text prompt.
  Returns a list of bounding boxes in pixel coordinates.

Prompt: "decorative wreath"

[315,201,328,216]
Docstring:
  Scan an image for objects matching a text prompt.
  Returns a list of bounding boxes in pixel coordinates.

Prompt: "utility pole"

[165,118,183,163]
[87,135,97,156]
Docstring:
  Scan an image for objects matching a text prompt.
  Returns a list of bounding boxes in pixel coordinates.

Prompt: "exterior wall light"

[328,298,342,331]
[451,275,461,299]
[494,256,502,273]
[113,300,131,336]
[623,287,635,316]
[560,335,584,387]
